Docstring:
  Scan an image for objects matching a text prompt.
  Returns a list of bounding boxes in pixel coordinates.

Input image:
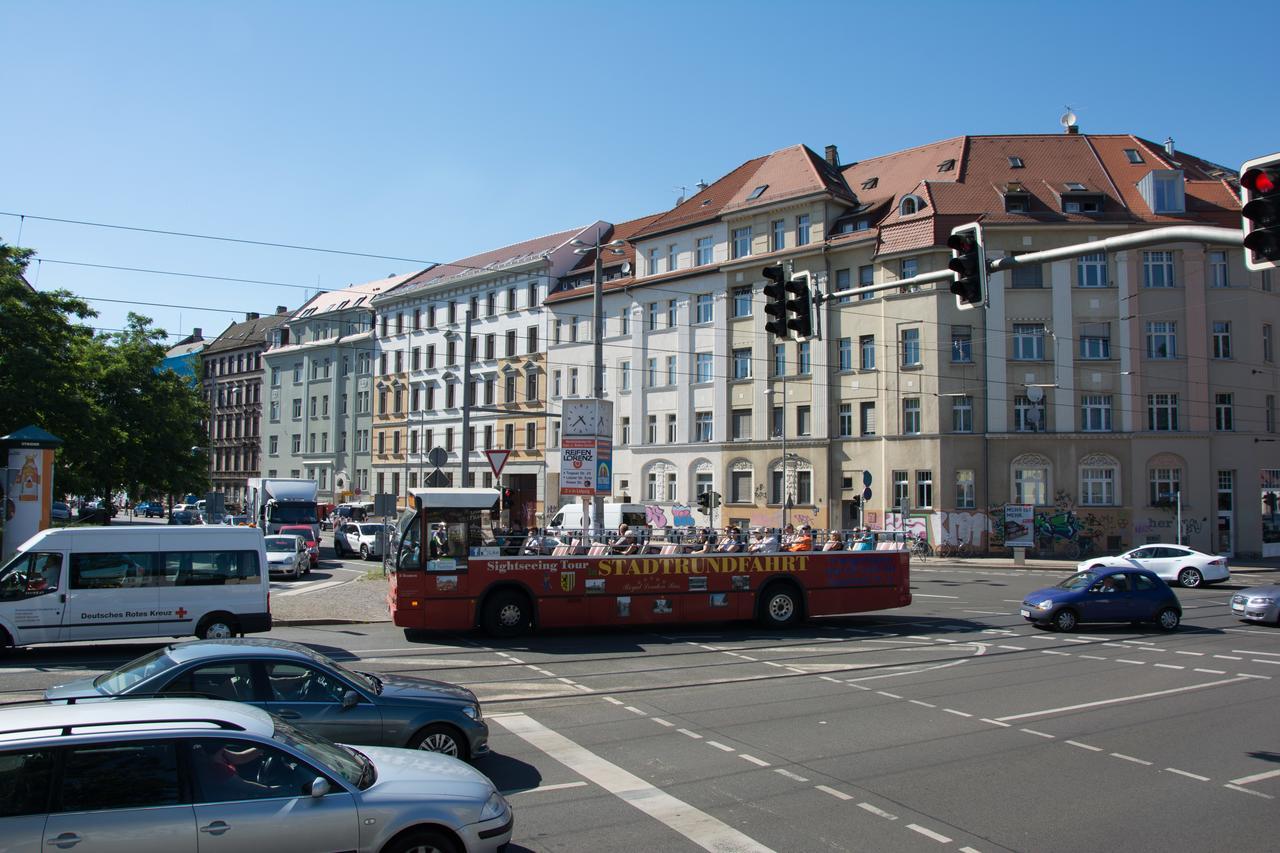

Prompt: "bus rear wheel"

[759,584,802,629]
[481,590,532,638]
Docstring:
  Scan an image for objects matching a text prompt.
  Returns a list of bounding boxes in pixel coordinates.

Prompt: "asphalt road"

[4,562,1279,852]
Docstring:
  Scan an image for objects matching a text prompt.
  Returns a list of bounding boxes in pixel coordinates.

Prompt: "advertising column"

[1,426,64,563]
[559,399,614,527]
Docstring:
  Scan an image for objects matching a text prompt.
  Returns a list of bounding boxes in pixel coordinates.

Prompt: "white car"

[335,522,390,560]
[265,534,310,578]
[1078,544,1229,589]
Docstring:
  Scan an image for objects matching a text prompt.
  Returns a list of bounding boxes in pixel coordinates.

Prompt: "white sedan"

[1078,544,1229,589]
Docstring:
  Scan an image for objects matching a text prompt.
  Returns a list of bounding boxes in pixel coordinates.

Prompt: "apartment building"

[547,133,1278,557]
[260,273,421,507]
[201,308,289,507]
[370,227,605,527]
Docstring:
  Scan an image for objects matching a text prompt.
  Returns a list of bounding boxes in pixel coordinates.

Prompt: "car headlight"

[1036,599,1054,611]
[479,791,506,821]
[1250,597,1275,606]
[462,702,482,721]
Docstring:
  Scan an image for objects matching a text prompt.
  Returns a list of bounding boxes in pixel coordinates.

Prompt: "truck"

[245,478,320,540]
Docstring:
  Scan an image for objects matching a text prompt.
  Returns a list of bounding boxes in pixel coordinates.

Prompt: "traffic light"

[707,491,721,510]
[697,492,711,513]
[785,274,813,338]
[947,222,987,310]
[762,264,788,338]
[1241,153,1280,271]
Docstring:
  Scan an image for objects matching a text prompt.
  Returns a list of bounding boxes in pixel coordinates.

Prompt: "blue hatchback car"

[1021,567,1182,632]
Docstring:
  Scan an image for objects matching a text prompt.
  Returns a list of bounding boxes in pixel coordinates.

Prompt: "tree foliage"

[1,243,209,500]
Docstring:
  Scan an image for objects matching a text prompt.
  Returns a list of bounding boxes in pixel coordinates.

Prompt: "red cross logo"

[176,607,188,619]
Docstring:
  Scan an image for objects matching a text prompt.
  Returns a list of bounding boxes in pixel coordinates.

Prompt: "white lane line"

[1079,654,1107,661]
[624,706,646,715]
[857,802,898,820]
[1111,752,1153,766]
[574,684,593,692]
[651,718,675,727]
[774,769,809,782]
[914,594,961,598]
[944,708,973,718]
[1165,768,1211,782]
[603,697,624,705]
[1155,664,1185,670]
[737,655,759,661]
[907,824,953,843]
[1176,651,1205,657]
[1020,728,1055,739]
[1213,655,1243,661]
[996,677,1250,722]
[1062,638,1090,644]
[505,780,590,796]
[1251,659,1280,666]
[981,718,1011,727]
[1194,668,1227,675]
[1125,640,1155,645]
[274,579,347,597]
[491,713,777,853]
[1067,740,1104,752]
[1041,650,1071,656]
[1224,784,1274,799]
[820,676,842,683]
[739,754,771,767]
[877,691,902,699]
[960,848,983,853]
[557,677,578,685]
[678,729,703,739]
[1239,673,1271,680]
[1237,649,1280,657]
[1229,768,1280,786]
[1114,659,1145,665]
[998,645,1026,651]
[817,785,853,801]
[706,741,735,752]
[911,700,938,709]
[963,610,1008,615]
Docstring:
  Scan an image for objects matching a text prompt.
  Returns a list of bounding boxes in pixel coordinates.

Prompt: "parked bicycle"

[907,533,932,561]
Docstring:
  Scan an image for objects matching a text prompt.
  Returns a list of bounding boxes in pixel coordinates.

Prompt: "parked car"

[1230,584,1280,626]
[1077,544,1229,589]
[0,697,512,853]
[49,501,70,521]
[45,638,490,760]
[224,513,251,526]
[136,501,165,517]
[279,524,320,567]
[335,522,389,560]
[265,534,310,578]
[168,509,201,525]
[1021,566,1182,632]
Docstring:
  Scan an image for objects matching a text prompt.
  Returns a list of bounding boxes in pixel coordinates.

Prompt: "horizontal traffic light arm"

[825,225,1243,301]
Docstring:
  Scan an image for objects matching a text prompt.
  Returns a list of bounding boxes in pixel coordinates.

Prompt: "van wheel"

[360,544,370,561]
[197,613,238,640]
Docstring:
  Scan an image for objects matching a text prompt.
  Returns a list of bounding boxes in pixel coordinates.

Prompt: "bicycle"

[908,535,932,562]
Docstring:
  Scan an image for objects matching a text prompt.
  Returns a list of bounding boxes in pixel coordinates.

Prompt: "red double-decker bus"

[387,488,911,637]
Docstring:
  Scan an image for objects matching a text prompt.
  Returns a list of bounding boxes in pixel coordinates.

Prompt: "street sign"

[427,446,448,468]
[862,487,872,502]
[373,493,398,517]
[862,470,873,487]
[203,492,225,515]
[424,469,449,488]
[484,449,510,477]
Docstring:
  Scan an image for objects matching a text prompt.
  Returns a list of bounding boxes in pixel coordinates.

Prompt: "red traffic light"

[1243,167,1278,195]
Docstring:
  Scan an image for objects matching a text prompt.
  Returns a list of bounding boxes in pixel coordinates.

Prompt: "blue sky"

[3,0,1274,343]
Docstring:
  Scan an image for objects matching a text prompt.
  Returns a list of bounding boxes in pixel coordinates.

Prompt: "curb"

[272,618,390,627]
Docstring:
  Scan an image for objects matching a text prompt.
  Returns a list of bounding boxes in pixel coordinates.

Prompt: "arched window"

[1078,452,1120,506]
[643,460,677,502]
[690,459,714,503]
[899,195,925,216]
[728,459,755,504]
[1010,453,1051,506]
[1147,453,1185,507]
[768,457,815,506]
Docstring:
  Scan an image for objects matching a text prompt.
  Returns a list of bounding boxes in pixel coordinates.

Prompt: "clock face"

[563,400,594,437]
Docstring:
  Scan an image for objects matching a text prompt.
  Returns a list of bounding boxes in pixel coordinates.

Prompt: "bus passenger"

[756,528,780,553]
[822,530,844,551]
[717,528,742,553]
[854,529,875,551]
[610,524,639,555]
[788,525,813,552]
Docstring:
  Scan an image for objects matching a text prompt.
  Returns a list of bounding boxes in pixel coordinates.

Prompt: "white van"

[547,502,649,533]
[0,526,271,650]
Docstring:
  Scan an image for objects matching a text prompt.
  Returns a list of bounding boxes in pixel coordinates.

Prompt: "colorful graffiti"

[644,505,669,528]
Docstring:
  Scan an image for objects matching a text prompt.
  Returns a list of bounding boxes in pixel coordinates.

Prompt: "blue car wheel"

[1052,608,1078,632]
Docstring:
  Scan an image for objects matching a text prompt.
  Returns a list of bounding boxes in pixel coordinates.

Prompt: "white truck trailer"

[245,478,320,540]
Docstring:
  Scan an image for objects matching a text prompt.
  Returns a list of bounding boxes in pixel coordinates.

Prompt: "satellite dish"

[621,261,632,275]
[1060,108,1078,128]
[1026,385,1045,402]
[1027,408,1042,426]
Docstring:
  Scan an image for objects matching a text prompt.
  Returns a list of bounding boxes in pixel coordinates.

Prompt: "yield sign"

[484,449,511,477]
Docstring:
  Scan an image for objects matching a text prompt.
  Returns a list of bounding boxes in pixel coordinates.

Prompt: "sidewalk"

[271,573,391,626]
[922,555,1280,573]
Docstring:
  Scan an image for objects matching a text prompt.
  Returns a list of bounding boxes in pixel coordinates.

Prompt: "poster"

[559,437,597,496]
[1004,504,1034,548]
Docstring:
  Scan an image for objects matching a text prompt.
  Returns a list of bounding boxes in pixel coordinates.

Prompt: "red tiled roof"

[566,211,666,275]
[629,156,769,239]
[719,144,856,212]
[391,226,590,298]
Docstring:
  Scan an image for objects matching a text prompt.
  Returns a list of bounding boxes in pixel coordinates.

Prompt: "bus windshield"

[269,504,318,525]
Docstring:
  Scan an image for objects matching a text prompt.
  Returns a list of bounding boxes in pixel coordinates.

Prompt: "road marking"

[774,769,809,782]
[1041,650,1071,656]
[737,655,759,661]
[857,802,898,820]
[1111,752,1153,766]
[624,706,646,715]
[816,785,853,801]
[1229,768,1280,786]
[1079,654,1107,660]
[651,718,675,727]
[491,713,777,853]
[1164,768,1210,782]
[944,709,973,718]
[558,677,578,685]
[1176,651,1204,657]
[1224,784,1274,799]
[1062,638,1090,644]
[913,594,961,599]
[960,848,984,853]
[1239,673,1271,679]
[1067,740,1103,752]
[998,645,1026,651]
[678,729,702,739]
[1194,668,1226,675]
[707,741,735,752]
[995,677,1250,722]
[981,718,1011,727]
[274,579,347,597]
[1155,664,1185,670]
[907,824,953,843]
[1251,659,1280,666]
[1115,659,1145,665]
[877,691,902,699]
[1213,655,1242,661]
[739,754,771,767]
[1237,649,1280,656]
[603,697,624,705]
[911,700,938,709]
[505,780,590,795]
[1020,728,1055,739]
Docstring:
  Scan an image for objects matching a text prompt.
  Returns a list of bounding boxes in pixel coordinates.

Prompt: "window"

[838,403,853,437]
[899,257,919,292]
[695,411,713,442]
[951,326,972,363]
[1014,395,1047,432]
[1143,251,1175,288]
[952,396,973,432]
[696,236,713,266]
[552,370,562,398]
[1267,395,1276,433]
[269,401,280,422]
[666,414,677,443]
[772,218,786,251]
[1080,466,1116,506]
[797,341,811,375]
[646,415,657,443]
[615,416,630,447]
[1011,258,1043,288]
[1012,324,1045,360]
[956,470,976,509]
[525,371,538,402]
[1215,393,1234,431]
[1149,467,1182,506]
[1014,466,1048,505]
[1076,252,1108,288]
[1008,156,1024,168]
[731,227,752,259]
[620,360,631,392]
[526,326,538,353]
[915,471,933,509]
[730,469,753,503]
[1147,393,1179,431]
[892,470,909,510]
[1146,321,1177,358]
[268,435,278,454]
[695,293,713,324]
[1265,324,1273,362]
[796,214,811,246]
[860,335,876,369]
[1212,321,1232,359]
[834,268,851,303]
[270,367,281,387]
[770,407,784,438]
[858,264,875,301]
[1079,324,1111,359]
[648,247,660,275]
[291,398,302,419]
[772,343,786,377]
[796,469,812,505]
[770,468,786,504]
[732,408,752,440]
[645,358,657,387]
[902,398,921,434]
[860,402,876,436]
[666,355,677,386]
[696,352,713,383]
[732,286,752,317]
[1208,250,1229,288]
[838,338,853,371]
[732,347,752,379]
[62,741,180,812]
[647,302,659,330]
[901,328,921,366]
[1080,395,1113,432]
[667,299,678,327]
[569,368,579,396]
[0,747,53,817]
[668,244,678,271]
[797,405,811,437]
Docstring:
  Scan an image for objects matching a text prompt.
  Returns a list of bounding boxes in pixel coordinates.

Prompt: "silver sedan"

[1231,584,1280,625]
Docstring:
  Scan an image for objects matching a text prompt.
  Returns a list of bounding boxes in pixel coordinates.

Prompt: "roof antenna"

[1060,107,1079,135]
[674,185,687,206]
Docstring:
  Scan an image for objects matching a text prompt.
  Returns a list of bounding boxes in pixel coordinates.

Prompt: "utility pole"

[460,310,473,488]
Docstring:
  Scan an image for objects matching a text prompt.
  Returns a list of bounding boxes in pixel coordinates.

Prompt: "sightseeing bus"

[387,488,911,637]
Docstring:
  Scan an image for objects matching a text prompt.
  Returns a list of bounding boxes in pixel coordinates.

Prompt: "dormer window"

[861,177,878,190]
[856,219,870,231]
[1003,183,1031,213]
[1065,182,1087,192]
[1061,184,1105,214]
[1009,156,1024,168]
[747,184,768,200]
[937,159,956,172]
[899,195,925,216]
[1124,148,1144,164]
[1139,169,1186,214]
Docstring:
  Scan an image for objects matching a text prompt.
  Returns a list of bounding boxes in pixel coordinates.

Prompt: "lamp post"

[571,228,624,540]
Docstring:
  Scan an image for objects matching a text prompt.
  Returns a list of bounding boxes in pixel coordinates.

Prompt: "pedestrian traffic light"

[697,492,711,512]
[785,274,813,338]
[849,495,861,509]
[947,222,987,310]
[763,264,788,338]
[707,491,721,510]
[1241,153,1280,271]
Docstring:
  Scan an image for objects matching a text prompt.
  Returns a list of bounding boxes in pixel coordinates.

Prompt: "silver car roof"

[0,698,273,745]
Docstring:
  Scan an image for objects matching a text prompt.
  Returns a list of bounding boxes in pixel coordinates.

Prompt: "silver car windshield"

[272,717,368,788]
[93,649,180,693]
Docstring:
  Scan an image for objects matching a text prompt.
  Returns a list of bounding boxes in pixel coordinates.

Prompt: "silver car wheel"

[418,732,460,756]
[1178,568,1203,589]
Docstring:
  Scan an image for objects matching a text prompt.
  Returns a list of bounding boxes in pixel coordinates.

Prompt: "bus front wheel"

[481,590,532,638]
[758,583,803,629]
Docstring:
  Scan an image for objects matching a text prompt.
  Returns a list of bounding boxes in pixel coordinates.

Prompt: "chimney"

[276,305,288,314]
[825,145,840,167]
[1066,125,1079,135]
[192,328,202,340]
[1164,137,1175,156]
[245,312,259,321]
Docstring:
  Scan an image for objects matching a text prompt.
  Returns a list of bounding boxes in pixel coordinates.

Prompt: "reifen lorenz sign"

[560,399,613,497]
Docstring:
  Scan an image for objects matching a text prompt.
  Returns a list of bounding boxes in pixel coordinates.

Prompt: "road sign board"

[484,449,511,477]
[424,469,449,488]
[862,470,873,487]
[427,446,448,468]
[862,487,872,502]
